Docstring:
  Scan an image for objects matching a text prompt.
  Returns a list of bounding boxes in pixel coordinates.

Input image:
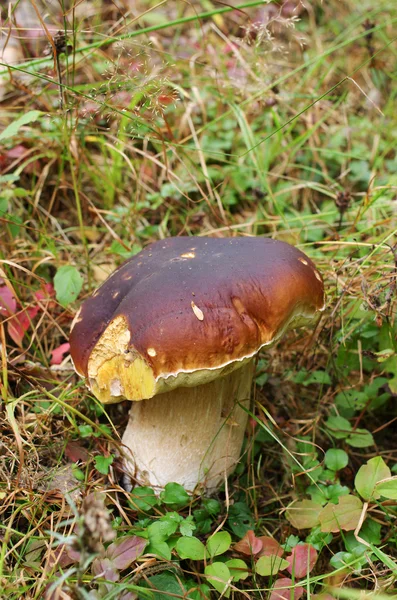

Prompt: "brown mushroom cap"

[69,237,325,403]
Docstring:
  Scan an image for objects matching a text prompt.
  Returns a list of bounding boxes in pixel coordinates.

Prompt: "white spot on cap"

[314,270,322,282]
[147,347,157,357]
[298,257,308,266]
[112,290,120,299]
[110,379,123,396]
[123,273,133,280]
[191,301,204,321]
[181,252,195,259]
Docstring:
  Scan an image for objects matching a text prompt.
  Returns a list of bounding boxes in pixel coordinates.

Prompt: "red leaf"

[106,536,147,569]
[35,283,55,303]
[48,544,81,568]
[7,305,39,346]
[286,544,318,579]
[270,578,305,600]
[257,536,284,558]
[51,342,70,365]
[65,440,89,463]
[233,530,263,556]
[0,279,16,316]
[92,557,120,582]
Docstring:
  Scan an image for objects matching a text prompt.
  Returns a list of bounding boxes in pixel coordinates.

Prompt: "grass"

[0,0,397,598]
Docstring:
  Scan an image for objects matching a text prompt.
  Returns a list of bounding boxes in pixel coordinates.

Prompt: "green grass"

[0,0,397,598]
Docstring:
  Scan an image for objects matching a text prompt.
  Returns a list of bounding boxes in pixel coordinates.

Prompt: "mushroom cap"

[69,237,325,403]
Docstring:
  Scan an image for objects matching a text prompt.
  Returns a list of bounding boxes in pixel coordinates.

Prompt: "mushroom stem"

[122,360,254,494]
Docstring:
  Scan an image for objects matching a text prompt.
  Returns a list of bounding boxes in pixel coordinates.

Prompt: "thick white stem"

[122,360,254,494]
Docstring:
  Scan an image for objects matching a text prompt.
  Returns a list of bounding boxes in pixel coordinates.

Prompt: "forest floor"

[0,1,397,598]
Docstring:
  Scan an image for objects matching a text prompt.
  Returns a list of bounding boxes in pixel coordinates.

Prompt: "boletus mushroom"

[69,237,324,494]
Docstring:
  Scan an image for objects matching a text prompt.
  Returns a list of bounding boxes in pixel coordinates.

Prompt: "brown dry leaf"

[65,440,89,463]
[319,495,363,533]
[286,499,322,529]
[40,463,82,502]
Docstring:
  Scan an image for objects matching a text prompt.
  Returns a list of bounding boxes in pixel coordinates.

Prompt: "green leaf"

[202,498,221,515]
[148,518,179,543]
[346,429,374,448]
[304,370,332,386]
[227,501,254,537]
[319,495,363,533]
[176,536,206,560]
[7,214,22,238]
[374,476,397,499]
[354,457,391,500]
[72,465,85,481]
[359,518,381,545]
[283,535,300,553]
[160,482,189,507]
[206,531,231,558]
[109,239,141,259]
[324,449,349,471]
[145,540,171,560]
[307,484,328,506]
[327,484,350,505]
[144,572,185,599]
[78,424,93,438]
[305,526,333,550]
[255,555,289,576]
[179,516,196,537]
[0,198,8,215]
[94,454,114,475]
[54,266,83,307]
[0,110,43,141]
[225,559,249,582]
[129,487,158,512]
[285,499,322,529]
[193,508,212,535]
[204,562,231,597]
[324,416,352,440]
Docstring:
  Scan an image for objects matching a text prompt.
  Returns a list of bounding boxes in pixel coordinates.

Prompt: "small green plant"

[286,455,397,577]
